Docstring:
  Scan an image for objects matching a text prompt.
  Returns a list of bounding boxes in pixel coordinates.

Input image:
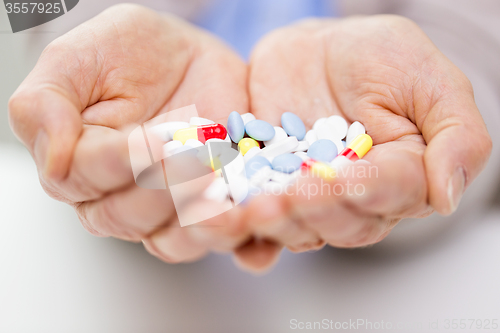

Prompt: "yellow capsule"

[238,138,260,155]
[346,134,373,159]
[173,127,197,144]
[311,162,336,180]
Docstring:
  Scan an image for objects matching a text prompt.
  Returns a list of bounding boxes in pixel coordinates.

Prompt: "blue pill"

[245,155,272,178]
[281,112,306,141]
[307,139,338,162]
[227,111,245,143]
[245,120,275,141]
[272,153,303,174]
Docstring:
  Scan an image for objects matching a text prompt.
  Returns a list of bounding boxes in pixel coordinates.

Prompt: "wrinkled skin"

[9,6,491,274]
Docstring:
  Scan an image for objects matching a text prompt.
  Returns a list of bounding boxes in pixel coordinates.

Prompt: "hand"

[8,4,251,263]
[243,16,492,258]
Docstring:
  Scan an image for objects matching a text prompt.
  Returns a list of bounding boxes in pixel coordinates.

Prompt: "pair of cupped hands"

[9,4,491,273]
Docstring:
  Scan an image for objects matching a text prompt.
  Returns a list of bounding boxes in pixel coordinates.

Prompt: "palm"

[243,16,487,250]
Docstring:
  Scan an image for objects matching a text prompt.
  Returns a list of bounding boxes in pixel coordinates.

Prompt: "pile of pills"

[151,111,373,203]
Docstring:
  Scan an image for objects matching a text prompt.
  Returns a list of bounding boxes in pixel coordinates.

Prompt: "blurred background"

[1,0,500,332]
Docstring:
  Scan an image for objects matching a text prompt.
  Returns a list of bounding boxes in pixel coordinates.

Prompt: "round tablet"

[246,156,272,178]
[272,153,303,174]
[307,139,338,162]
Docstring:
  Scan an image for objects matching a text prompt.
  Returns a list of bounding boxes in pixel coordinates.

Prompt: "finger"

[184,202,251,253]
[161,29,249,124]
[248,24,338,126]
[38,125,134,203]
[415,66,492,215]
[287,140,432,247]
[143,223,208,264]
[75,186,174,241]
[233,238,283,274]
[9,83,83,181]
[75,155,213,240]
[244,194,325,252]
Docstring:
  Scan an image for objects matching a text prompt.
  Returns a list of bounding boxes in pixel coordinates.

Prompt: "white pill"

[184,139,203,148]
[312,117,327,131]
[315,123,337,142]
[163,140,183,158]
[293,140,310,152]
[294,151,309,161]
[190,117,215,126]
[270,170,295,185]
[203,178,228,203]
[257,136,299,163]
[326,115,348,140]
[305,129,318,145]
[227,175,250,203]
[346,121,366,145]
[249,166,273,187]
[150,121,190,142]
[264,126,288,147]
[244,146,261,163]
[240,113,256,125]
[333,140,344,156]
[224,133,231,142]
[330,155,354,172]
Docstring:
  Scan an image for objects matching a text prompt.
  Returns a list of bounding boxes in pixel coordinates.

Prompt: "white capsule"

[224,133,231,142]
[240,113,256,125]
[346,121,366,145]
[257,136,299,163]
[206,138,226,145]
[305,129,318,145]
[293,140,310,152]
[264,126,288,147]
[163,140,183,158]
[150,121,190,142]
[243,146,261,163]
[326,115,348,140]
[312,117,327,131]
[190,117,215,126]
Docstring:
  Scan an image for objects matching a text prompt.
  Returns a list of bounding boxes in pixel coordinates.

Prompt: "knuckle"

[103,3,152,20]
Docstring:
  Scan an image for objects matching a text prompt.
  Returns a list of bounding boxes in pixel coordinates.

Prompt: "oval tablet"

[307,139,338,162]
[245,120,275,141]
[246,156,272,178]
[272,153,303,174]
[227,111,245,143]
[281,112,306,140]
[346,121,366,145]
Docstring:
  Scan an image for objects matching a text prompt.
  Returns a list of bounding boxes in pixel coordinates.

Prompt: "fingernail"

[33,130,49,174]
[448,166,466,214]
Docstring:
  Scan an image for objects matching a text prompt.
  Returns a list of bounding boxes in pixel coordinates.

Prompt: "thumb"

[418,69,492,215]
